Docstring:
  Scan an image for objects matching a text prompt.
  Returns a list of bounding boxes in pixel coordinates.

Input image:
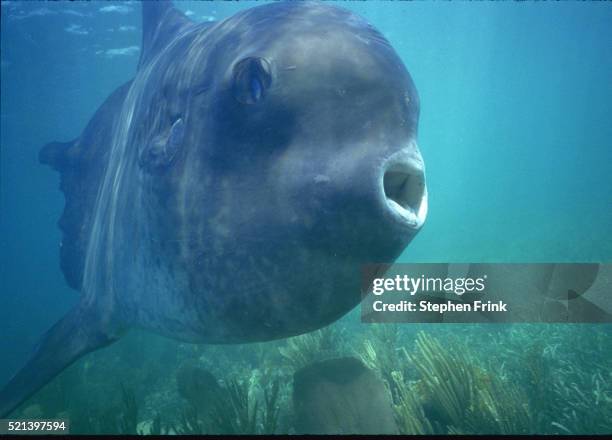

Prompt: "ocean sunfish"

[0,1,427,416]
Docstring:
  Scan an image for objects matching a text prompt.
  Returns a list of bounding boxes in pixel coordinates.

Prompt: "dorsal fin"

[39,140,79,172]
[40,81,133,291]
[139,0,192,68]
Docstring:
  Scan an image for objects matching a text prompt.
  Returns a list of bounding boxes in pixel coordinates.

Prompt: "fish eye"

[232,57,272,104]
[250,77,262,102]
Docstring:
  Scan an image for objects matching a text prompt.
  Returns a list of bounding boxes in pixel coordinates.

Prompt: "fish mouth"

[381,148,428,229]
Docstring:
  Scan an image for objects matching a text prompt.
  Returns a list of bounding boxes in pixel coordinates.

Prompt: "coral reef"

[359,324,413,402]
[117,384,139,434]
[9,323,610,435]
[401,331,533,434]
[390,371,433,435]
[293,357,397,434]
[175,361,222,416]
[278,325,346,370]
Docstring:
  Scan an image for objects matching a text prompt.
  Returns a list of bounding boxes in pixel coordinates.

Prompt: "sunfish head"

[147,2,427,341]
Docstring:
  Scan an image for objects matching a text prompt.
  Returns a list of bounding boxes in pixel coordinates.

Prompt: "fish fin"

[0,304,121,418]
[39,140,79,171]
[39,81,132,291]
[139,117,185,172]
[139,0,193,69]
[567,296,612,322]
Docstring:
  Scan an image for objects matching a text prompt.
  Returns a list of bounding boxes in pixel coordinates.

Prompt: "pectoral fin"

[138,117,184,172]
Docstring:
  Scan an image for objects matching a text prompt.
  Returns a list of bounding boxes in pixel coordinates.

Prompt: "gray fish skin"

[0,1,427,417]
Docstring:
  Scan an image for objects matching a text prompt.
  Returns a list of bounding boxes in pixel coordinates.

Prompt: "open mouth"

[382,151,428,228]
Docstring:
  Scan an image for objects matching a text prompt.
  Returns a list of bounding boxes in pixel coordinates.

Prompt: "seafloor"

[11,319,612,435]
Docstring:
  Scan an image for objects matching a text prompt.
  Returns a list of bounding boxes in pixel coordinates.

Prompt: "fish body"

[0,1,427,417]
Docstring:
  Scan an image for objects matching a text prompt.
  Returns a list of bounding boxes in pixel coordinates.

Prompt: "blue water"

[1,1,611,434]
